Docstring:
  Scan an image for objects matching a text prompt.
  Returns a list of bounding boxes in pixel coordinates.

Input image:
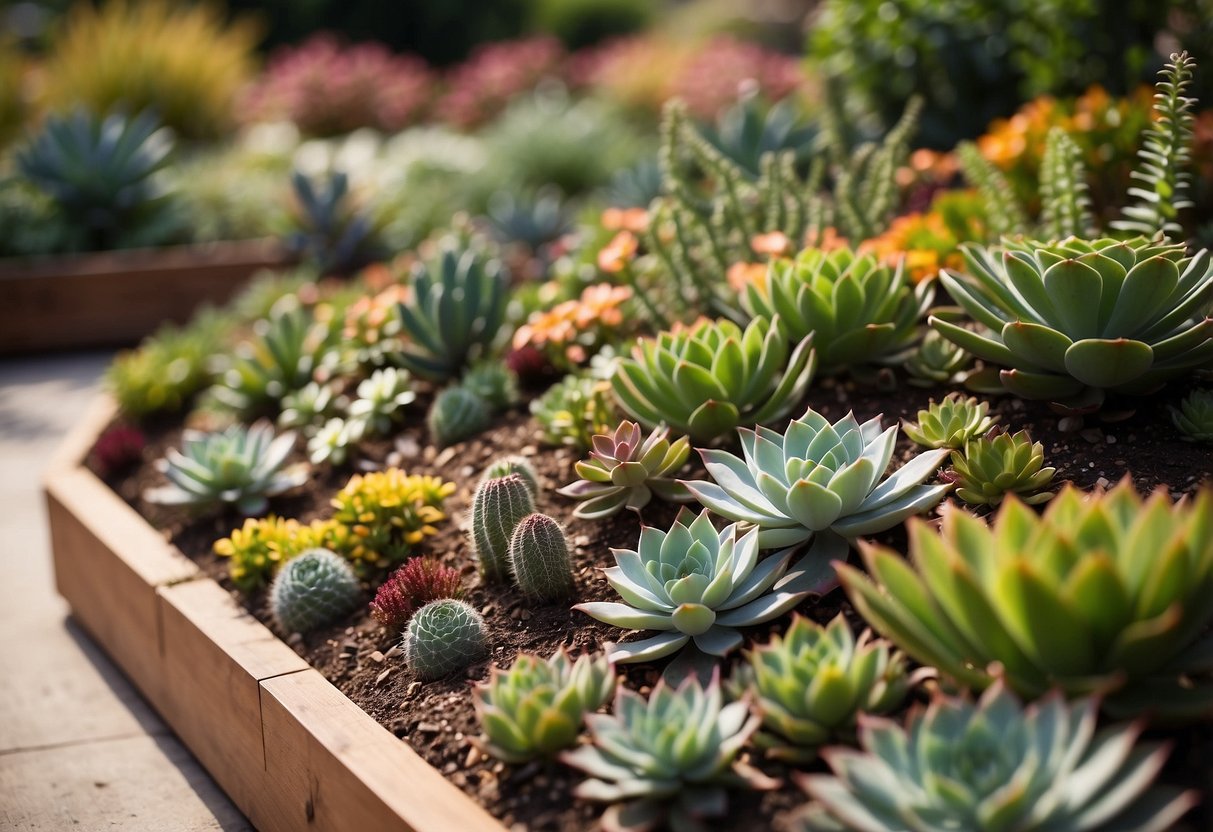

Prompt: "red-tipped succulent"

[370,558,464,634]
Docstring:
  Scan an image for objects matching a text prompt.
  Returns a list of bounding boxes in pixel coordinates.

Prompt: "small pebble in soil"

[375,669,391,686]
[1058,416,1083,432]
[370,650,385,663]
[385,644,403,659]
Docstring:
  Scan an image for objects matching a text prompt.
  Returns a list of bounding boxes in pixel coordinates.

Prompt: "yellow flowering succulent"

[214,515,342,592]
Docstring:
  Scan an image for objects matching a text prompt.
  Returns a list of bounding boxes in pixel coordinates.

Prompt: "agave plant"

[575,509,824,663]
[930,237,1213,411]
[611,316,815,445]
[144,422,306,514]
[561,671,777,832]
[949,428,1055,506]
[1171,388,1213,442]
[741,247,935,374]
[473,649,614,763]
[683,406,951,551]
[287,168,380,276]
[839,481,1213,719]
[902,394,997,450]
[557,422,693,519]
[792,683,1197,832]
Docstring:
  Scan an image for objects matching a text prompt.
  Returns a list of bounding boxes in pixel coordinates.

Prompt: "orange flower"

[344,283,409,342]
[598,230,639,273]
[512,283,633,363]
[750,231,791,257]
[727,261,767,293]
[602,207,649,233]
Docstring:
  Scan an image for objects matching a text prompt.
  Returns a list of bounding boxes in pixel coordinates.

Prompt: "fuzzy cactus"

[481,455,540,498]
[427,386,491,447]
[471,473,535,582]
[269,548,361,634]
[508,513,575,602]
[402,599,489,681]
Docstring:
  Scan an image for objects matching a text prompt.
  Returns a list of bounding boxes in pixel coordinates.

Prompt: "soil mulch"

[93,374,1213,831]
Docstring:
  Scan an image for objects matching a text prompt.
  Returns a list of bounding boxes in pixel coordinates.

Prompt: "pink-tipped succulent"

[370,557,464,635]
[91,424,146,478]
[557,421,693,519]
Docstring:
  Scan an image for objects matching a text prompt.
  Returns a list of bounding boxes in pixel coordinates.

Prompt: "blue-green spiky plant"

[508,513,575,602]
[269,548,360,634]
[427,386,491,447]
[402,599,489,681]
[471,473,535,582]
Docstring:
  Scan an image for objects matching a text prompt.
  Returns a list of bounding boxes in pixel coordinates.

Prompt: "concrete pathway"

[0,353,250,831]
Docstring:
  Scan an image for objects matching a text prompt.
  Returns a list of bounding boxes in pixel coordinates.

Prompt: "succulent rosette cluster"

[557,421,693,519]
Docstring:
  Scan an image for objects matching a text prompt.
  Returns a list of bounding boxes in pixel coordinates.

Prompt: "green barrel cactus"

[480,455,540,498]
[508,513,575,602]
[427,386,491,447]
[402,599,490,681]
[462,361,519,410]
[471,474,535,582]
[269,548,360,634]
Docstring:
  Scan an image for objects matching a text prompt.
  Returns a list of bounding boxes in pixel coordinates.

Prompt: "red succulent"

[370,558,464,634]
[91,425,146,478]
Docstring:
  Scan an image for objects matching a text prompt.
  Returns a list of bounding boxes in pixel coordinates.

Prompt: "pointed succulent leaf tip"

[903,393,998,450]
[471,473,535,582]
[269,549,360,635]
[949,428,1055,506]
[559,421,693,519]
[790,680,1199,832]
[402,599,488,682]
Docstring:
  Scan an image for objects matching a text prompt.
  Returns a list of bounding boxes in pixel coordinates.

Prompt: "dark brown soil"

[93,374,1213,832]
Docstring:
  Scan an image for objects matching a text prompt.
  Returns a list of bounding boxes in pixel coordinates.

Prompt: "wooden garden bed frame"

[44,396,504,832]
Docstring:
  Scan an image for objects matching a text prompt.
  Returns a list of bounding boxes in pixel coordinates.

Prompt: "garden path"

[0,353,249,831]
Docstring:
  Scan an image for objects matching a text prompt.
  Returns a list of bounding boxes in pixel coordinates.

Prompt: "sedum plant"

[508,513,575,602]
[904,329,973,388]
[370,558,463,635]
[474,649,614,763]
[561,671,776,832]
[269,548,360,635]
[330,470,454,568]
[737,614,911,763]
[144,423,306,515]
[839,481,1213,718]
[347,367,415,436]
[575,509,820,662]
[557,422,693,519]
[930,237,1213,411]
[684,406,950,551]
[949,428,1055,506]
[427,386,491,447]
[1171,388,1213,442]
[532,374,618,451]
[213,516,349,593]
[471,474,536,582]
[307,417,362,466]
[741,248,934,374]
[903,393,997,450]
[481,455,539,498]
[402,599,489,682]
[611,316,816,445]
[792,683,1197,832]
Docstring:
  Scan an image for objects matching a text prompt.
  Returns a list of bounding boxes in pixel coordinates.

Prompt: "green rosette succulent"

[931,237,1213,410]
[949,428,1055,506]
[742,248,934,373]
[307,416,363,466]
[738,614,912,763]
[557,421,693,519]
[575,509,824,663]
[347,367,415,436]
[473,649,615,763]
[1171,388,1213,442]
[269,548,360,635]
[683,406,951,551]
[792,683,1197,832]
[278,381,339,431]
[610,316,816,445]
[561,671,777,832]
[905,328,973,387]
[144,422,306,514]
[402,599,489,682]
[839,481,1213,719]
[903,393,997,450]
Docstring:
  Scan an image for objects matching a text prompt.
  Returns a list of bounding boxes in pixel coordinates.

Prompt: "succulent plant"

[427,386,491,447]
[213,515,347,593]
[532,374,618,451]
[287,168,381,276]
[949,428,1055,506]
[1171,388,1213,442]
[508,513,575,602]
[394,243,509,382]
[792,683,1198,832]
[903,394,998,450]
[684,406,951,551]
[278,381,339,431]
[561,671,777,832]
[612,316,816,445]
[737,614,911,763]
[904,328,973,387]
[91,424,146,477]
[575,509,821,663]
[481,455,540,498]
[557,422,693,519]
[742,248,935,374]
[930,237,1213,411]
[472,474,536,582]
[461,361,519,411]
[144,422,306,514]
[370,558,464,635]
[485,188,572,252]
[347,367,415,436]
[330,470,454,567]
[269,548,360,635]
[402,599,489,682]
[474,649,615,763]
[106,314,225,418]
[839,481,1213,718]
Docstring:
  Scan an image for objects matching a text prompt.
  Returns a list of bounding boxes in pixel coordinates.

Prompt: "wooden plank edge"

[42,394,118,481]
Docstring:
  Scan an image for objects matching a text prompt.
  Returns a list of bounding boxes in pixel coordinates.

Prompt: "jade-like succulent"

[931,237,1213,410]
[347,367,415,435]
[462,361,519,410]
[269,548,360,634]
[557,422,693,519]
[307,416,363,465]
[611,316,816,445]
[472,474,535,582]
[481,455,540,498]
[144,422,306,514]
[742,248,934,373]
[792,683,1197,832]
[839,481,1213,718]
[561,671,777,832]
[508,513,575,602]
[474,649,614,763]
[1171,388,1213,442]
[402,599,490,681]
[949,428,1055,505]
[278,381,339,431]
[427,386,491,447]
[575,509,821,663]
[684,406,950,551]
[531,373,617,451]
[904,329,973,387]
[737,614,911,763]
[902,393,997,450]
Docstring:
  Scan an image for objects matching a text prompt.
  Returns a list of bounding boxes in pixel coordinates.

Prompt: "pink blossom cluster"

[434,37,566,130]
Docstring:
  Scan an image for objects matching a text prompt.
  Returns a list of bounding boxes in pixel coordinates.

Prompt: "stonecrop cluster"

[330,470,455,567]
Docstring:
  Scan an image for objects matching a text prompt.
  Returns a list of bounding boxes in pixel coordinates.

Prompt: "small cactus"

[427,386,491,447]
[269,548,361,634]
[471,474,535,581]
[480,455,540,498]
[508,513,575,602]
[402,599,489,681]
